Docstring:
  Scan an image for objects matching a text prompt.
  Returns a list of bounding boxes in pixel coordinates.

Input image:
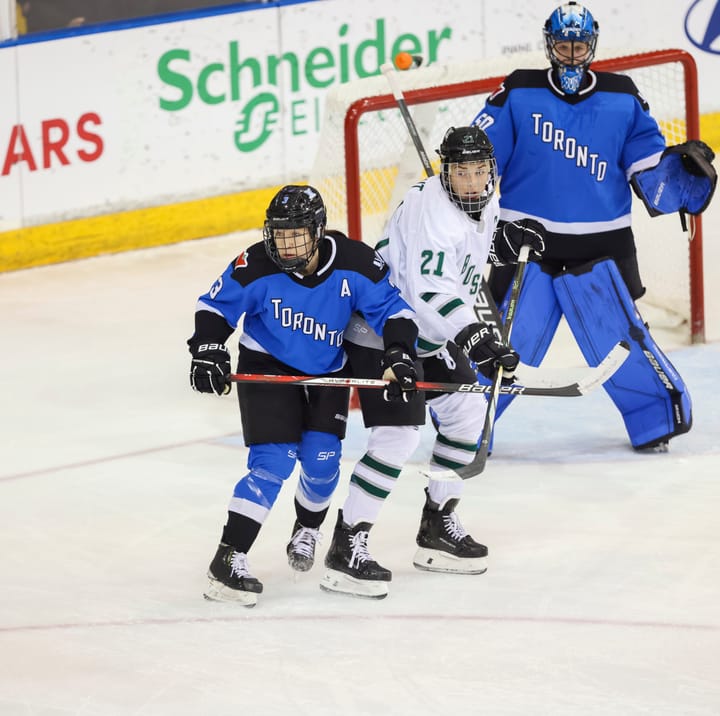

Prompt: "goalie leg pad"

[553,258,692,449]
[499,261,563,365]
[492,261,563,421]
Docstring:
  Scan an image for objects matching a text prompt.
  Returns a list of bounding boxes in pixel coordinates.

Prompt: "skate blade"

[203,579,258,607]
[319,570,389,599]
[413,547,488,575]
[287,558,314,573]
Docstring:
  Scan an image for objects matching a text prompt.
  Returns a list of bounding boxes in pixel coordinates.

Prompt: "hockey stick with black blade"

[455,244,532,480]
[228,341,629,397]
[379,60,506,340]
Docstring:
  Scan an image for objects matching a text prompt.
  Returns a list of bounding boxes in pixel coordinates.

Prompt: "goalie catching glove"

[455,322,519,380]
[489,218,546,266]
[380,345,418,402]
[631,139,717,221]
[190,342,232,396]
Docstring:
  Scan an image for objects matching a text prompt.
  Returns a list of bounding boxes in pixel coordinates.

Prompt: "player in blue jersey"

[471,2,716,452]
[187,185,418,606]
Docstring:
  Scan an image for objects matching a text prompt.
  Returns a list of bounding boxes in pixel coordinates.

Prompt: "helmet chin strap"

[289,237,323,275]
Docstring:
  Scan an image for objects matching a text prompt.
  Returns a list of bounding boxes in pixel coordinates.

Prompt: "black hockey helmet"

[263,184,327,272]
[437,126,497,216]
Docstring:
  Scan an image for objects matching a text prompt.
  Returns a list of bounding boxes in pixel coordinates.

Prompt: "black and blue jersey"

[190,231,415,375]
[472,68,667,235]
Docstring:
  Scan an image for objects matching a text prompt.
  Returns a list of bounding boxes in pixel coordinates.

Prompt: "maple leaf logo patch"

[235,250,250,269]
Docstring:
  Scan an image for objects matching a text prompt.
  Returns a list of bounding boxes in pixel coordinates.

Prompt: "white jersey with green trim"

[376,175,500,356]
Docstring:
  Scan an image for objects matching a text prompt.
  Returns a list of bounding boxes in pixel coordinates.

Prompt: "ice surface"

[1,233,718,716]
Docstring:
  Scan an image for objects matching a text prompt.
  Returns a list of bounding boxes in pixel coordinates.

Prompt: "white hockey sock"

[342,425,419,526]
[427,477,464,508]
[429,431,480,472]
[426,392,483,472]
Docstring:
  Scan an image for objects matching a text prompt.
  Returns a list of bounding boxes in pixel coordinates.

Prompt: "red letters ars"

[2,112,104,176]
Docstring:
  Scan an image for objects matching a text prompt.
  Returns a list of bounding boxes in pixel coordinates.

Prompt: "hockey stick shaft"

[228,340,629,398]
[380,62,434,177]
[229,373,545,395]
[229,373,554,396]
[458,244,531,480]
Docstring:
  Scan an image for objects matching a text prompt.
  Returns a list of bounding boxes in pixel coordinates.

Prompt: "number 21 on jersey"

[420,249,445,276]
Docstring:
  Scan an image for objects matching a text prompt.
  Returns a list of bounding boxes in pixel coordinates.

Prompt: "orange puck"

[394,52,413,71]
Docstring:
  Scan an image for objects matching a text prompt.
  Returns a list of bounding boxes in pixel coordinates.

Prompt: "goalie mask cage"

[310,49,705,344]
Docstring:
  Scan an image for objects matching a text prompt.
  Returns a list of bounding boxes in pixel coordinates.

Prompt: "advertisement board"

[0,0,719,268]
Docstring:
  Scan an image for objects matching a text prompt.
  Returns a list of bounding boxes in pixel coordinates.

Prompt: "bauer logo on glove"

[631,139,717,218]
[189,342,232,396]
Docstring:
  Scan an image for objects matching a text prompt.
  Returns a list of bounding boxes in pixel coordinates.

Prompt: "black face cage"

[440,155,498,216]
[544,34,597,72]
[263,220,323,272]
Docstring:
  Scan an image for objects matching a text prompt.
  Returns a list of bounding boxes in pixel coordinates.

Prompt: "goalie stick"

[229,340,629,397]
[379,60,505,340]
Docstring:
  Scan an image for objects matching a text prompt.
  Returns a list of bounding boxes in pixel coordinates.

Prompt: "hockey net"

[310,49,705,344]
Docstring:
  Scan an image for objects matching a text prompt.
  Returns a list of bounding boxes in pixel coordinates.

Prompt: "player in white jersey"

[304,126,545,598]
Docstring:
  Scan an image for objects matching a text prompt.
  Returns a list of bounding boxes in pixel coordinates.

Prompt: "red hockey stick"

[228,341,629,398]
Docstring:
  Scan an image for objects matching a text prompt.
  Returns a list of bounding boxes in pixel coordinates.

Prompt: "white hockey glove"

[489,219,546,266]
[455,323,519,381]
[380,346,418,402]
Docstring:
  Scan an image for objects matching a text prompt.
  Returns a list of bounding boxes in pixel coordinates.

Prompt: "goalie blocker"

[491,259,691,450]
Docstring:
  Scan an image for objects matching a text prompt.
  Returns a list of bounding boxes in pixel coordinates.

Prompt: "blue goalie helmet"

[544,2,599,94]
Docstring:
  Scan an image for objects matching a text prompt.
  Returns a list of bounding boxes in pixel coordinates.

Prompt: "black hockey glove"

[489,219,546,266]
[380,345,418,403]
[455,322,519,381]
[190,342,232,396]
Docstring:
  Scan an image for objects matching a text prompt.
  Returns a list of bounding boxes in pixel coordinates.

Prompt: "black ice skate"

[413,489,488,574]
[286,520,321,572]
[319,510,391,599]
[204,543,263,606]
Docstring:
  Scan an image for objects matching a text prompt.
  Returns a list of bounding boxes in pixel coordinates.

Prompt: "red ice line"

[0,432,241,482]
[1,613,717,635]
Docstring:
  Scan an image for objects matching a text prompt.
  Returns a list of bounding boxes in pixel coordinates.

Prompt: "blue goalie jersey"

[472,68,667,234]
[192,231,414,375]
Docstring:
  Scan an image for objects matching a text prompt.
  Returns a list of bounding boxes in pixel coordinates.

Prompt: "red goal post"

[312,50,704,343]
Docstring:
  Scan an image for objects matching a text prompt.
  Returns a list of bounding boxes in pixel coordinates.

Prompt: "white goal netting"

[310,49,703,342]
